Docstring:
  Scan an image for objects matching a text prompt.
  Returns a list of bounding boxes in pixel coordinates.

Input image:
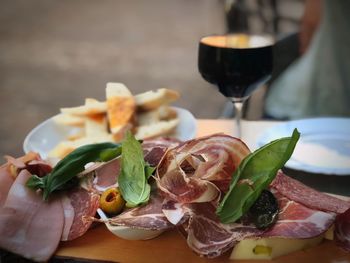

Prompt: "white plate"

[23,107,197,160]
[257,118,350,175]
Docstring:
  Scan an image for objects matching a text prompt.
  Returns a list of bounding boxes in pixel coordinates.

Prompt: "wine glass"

[198,34,274,138]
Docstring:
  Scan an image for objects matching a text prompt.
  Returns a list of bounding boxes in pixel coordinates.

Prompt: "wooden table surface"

[55,119,350,263]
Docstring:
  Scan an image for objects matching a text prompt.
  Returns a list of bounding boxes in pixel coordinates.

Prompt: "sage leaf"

[216,129,300,224]
[118,131,151,207]
[26,142,120,200]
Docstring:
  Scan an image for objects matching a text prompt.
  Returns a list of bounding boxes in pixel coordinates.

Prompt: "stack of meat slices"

[0,153,99,262]
[108,134,350,258]
[1,135,350,261]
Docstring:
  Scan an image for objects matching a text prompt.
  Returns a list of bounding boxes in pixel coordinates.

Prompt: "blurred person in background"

[264,0,350,119]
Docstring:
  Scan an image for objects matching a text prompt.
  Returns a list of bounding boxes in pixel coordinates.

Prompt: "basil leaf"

[100,147,122,162]
[26,174,47,190]
[118,131,151,207]
[26,142,120,200]
[145,165,156,179]
[216,129,300,224]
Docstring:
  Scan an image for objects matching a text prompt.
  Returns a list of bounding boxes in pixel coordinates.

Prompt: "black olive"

[248,189,279,230]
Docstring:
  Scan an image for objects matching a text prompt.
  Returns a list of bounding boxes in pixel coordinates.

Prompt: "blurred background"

[0,0,305,157]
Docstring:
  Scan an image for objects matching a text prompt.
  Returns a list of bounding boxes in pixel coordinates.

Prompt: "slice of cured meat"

[178,189,337,258]
[182,202,262,258]
[0,165,14,206]
[142,137,180,167]
[0,152,50,206]
[271,171,350,214]
[60,195,75,241]
[262,190,336,238]
[65,188,100,241]
[0,170,64,262]
[108,192,173,230]
[335,208,350,251]
[94,158,120,188]
[156,134,250,203]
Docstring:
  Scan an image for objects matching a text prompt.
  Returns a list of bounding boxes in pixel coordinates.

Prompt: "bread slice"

[106,82,136,137]
[135,118,179,140]
[60,98,107,116]
[137,106,178,126]
[135,88,180,111]
[53,113,85,127]
[85,113,108,137]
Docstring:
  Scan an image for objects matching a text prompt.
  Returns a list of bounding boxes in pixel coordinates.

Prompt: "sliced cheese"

[230,235,325,260]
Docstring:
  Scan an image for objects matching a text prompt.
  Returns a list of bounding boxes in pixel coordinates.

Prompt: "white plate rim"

[257,117,350,175]
[23,106,197,159]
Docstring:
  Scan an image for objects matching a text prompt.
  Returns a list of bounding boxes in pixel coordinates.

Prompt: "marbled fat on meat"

[156,134,250,204]
[65,188,100,241]
[108,192,173,230]
[263,191,336,238]
[271,171,350,214]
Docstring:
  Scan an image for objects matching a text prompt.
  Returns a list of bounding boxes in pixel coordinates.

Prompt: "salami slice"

[65,188,100,241]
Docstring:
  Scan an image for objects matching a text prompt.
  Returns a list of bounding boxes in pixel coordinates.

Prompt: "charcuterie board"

[54,119,350,263]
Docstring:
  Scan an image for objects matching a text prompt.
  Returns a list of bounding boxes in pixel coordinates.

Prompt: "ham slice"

[262,191,336,238]
[156,134,250,204]
[0,164,14,206]
[108,192,173,230]
[0,152,51,206]
[271,171,350,214]
[179,191,337,258]
[0,170,64,262]
[142,137,180,167]
[60,195,75,241]
[335,208,350,251]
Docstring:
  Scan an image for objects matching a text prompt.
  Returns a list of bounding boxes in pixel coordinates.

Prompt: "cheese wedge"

[230,235,324,260]
[135,88,180,111]
[106,83,136,137]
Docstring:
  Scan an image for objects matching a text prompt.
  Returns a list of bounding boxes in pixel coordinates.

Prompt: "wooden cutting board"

[56,224,350,263]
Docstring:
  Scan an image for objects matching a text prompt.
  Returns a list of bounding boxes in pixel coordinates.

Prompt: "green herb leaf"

[216,128,300,224]
[26,142,120,200]
[99,147,122,162]
[145,165,156,179]
[118,131,151,207]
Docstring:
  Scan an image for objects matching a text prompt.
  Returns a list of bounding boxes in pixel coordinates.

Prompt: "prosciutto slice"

[178,190,337,258]
[335,208,350,251]
[142,137,180,167]
[156,134,250,204]
[108,192,173,230]
[0,170,64,262]
[271,171,350,214]
[262,191,336,238]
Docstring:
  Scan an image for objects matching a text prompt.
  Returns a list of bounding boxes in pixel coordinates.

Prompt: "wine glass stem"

[232,101,244,138]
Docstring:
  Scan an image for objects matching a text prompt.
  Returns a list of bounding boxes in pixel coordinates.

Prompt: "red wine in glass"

[198,34,273,137]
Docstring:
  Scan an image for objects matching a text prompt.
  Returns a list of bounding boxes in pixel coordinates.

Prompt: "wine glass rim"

[200,34,274,49]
